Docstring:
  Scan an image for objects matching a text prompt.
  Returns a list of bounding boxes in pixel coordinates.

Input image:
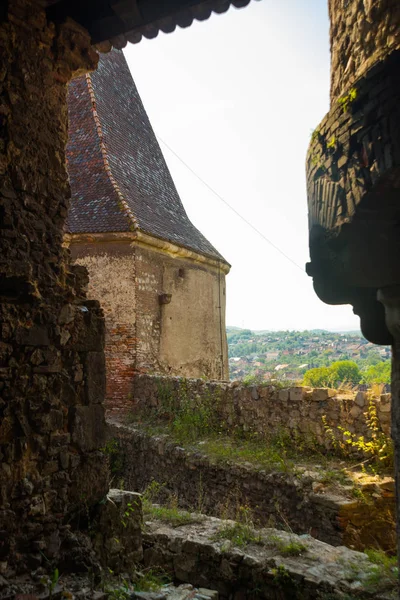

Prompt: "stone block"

[350,405,362,419]
[258,386,269,398]
[71,302,105,351]
[289,387,309,401]
[93,489,143,572]
[70,405,106,452]
[278,389,289,401]
[69,451,108,507]
[16,324,50,346]
[85,351,106,404]
[311,388,336,401]
[198,590,218,600]
[58,303,75,325]
[355,392,366,407]
[250,386,259,400]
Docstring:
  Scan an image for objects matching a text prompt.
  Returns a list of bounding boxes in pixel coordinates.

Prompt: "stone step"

[142,515,396,599]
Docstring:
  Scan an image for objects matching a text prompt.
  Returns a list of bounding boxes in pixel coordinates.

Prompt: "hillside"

[227,327,390,383]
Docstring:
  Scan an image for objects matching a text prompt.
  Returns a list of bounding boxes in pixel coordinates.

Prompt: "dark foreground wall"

[0,1,108,572]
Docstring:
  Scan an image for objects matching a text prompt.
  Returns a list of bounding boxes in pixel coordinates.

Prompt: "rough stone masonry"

[0,1,108,572]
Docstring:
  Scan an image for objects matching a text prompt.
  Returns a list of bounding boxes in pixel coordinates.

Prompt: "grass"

[337,548,398,596]
[134,421,378,505]
[363,549,398,588]
[141,480,204,528]
[103,567,171,598]
[132,568,171,591]
[197,435,295,473]
[319,468,353,487]
[212,521,263,548]
[143,503,203,528]
[129,383,392,516]
[276,539,308,556]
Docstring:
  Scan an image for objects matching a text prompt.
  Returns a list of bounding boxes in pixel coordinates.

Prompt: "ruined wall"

[109,422,395,551]
[131,374,391,449]
[329,0,400,102]
[70,242,137,409]
[71,239,228,411]
[0,1,108,571]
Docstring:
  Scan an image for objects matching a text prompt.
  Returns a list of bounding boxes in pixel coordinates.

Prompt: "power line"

[156,134,305,273]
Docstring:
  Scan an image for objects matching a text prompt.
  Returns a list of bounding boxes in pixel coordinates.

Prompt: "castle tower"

[65,49,230,409]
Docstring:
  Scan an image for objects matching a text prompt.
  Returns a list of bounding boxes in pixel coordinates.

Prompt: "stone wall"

[109,422,395,551]
[329,0,400,102]
[130,374,391,449]
[71,238,229,411]
[0,0,108,572]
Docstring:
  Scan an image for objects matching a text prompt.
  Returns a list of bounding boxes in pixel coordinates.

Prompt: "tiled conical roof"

[66,49,228,265]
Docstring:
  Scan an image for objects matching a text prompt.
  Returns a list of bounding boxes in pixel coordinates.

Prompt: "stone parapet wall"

[131,374,391,451]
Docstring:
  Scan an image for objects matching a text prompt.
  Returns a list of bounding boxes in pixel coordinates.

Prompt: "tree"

[362,361,391,385]
[329,361,361,386]
[303,367,334,387]
[303,360,362,388]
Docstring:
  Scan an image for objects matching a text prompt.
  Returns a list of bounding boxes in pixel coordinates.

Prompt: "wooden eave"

[45,0,254,49]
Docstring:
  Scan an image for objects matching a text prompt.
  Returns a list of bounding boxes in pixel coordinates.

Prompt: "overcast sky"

[124,0,361,332]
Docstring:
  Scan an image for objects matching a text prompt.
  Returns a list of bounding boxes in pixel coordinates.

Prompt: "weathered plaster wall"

[329,0,400,102]
[0,0,108,571]
[131,374,391,449]
[71,239,228,410]
[136,242,228,382]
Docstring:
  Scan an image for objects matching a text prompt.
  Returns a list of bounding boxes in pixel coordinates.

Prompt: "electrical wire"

[156,134,306,273]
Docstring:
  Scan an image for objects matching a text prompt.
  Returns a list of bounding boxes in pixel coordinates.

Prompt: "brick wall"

[71,244,137,412]
[71,239,229,415]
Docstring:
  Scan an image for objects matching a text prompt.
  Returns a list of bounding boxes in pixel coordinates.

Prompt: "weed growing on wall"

[102,438,125,484]
[103,568,171,598]
[267,534,307,556]
[154,380,223,442]
[322,400,393,471]
[212,505,262,548]
[339,549,398,592]
[141,480,203,528]
[337,87,357,112]
[132,568,171,591]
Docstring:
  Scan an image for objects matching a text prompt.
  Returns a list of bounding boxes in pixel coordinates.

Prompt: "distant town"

[227,327,391,384]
